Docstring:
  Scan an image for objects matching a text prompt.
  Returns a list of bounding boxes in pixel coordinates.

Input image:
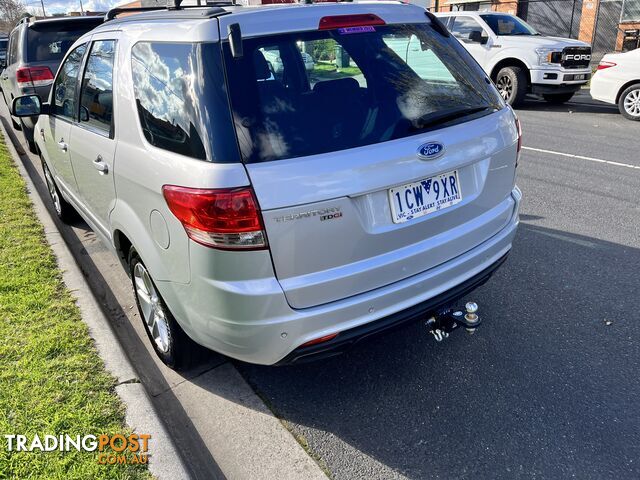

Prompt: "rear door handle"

[93,155,108,175]
[57,139,67,152]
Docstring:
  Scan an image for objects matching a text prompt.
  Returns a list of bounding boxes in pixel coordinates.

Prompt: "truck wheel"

[542,93,575,104]
[618,84,640,121]
[495,66,527,106]
[129,248,194,369]
[41,157,76,223]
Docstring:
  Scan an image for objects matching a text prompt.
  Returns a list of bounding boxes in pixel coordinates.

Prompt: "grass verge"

[0,137,150,479]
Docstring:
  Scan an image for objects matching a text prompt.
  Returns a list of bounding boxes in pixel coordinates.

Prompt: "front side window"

[52,43,87,121]
[480,14,539,36]
[131,42,238,162]
[79,40,116,136]
[223,23,503,163]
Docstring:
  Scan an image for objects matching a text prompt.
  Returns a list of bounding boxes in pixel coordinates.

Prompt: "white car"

[435,12,592,106]
[590,48,640,121]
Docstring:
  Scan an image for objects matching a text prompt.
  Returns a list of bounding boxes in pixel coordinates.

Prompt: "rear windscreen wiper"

[411,106,494,131]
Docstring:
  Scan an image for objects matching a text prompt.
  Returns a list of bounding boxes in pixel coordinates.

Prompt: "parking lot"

[3,88,639,479]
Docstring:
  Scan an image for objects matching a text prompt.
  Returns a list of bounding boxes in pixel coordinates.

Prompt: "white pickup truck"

[435,11,592,106]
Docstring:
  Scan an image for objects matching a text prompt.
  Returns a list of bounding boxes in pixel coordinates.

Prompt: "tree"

[0,0,29,33]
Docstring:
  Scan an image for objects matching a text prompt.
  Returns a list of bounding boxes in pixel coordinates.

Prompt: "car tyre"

[618,84,640,121]
[495,66,527,106]
[41,157,76,223]
[129,248,194,369]
[542,92,574,104]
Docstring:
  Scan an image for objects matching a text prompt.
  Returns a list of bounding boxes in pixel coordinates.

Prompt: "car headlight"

[535,48,563,66]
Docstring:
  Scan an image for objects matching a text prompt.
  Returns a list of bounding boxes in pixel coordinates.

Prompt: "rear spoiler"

[425,11,450,38]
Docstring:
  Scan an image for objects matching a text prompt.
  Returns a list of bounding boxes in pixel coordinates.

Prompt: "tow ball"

[426,302,481,342]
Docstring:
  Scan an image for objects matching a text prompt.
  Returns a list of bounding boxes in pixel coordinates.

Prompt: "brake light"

[318,14,385,30]
[16,66,54,87]
[162,185,267,250]
[597,61,616,70]
[299,333,339,348]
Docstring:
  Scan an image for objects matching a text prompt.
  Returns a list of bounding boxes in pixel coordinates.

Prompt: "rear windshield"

[27,21,102,62]
[223,23,503,163]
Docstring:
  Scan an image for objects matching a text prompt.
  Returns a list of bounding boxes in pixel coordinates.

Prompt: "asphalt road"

[236,91,640,479]
[4,90,639,479]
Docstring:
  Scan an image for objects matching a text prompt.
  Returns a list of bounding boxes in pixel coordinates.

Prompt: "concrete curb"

[1,123,191,480]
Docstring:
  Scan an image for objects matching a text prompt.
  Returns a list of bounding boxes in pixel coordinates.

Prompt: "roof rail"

[105,1,236,21]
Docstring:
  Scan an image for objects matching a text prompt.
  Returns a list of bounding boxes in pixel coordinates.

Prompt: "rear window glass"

[222,23,503,163]
[27,22,101,62]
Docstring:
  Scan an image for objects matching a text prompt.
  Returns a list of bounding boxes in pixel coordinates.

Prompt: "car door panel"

[69,38,117,240]
[43,42,88,196]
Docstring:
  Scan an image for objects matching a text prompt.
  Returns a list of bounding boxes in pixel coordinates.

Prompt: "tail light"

[16,66,54,87]
[597,61,616,70]
[318,14,385,30]
[162,185,267,250]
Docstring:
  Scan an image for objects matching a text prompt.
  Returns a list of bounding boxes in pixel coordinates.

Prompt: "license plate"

[388,170,462,224]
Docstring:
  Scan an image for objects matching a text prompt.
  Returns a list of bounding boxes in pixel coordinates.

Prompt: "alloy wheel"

[623,89,640,117]
[133,262,170,353]
[496,75,513,101]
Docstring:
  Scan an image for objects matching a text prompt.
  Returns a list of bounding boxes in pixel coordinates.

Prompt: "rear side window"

[131,42,239,163]
[223,23,503,163]
[79,40,116,136]
[26,22,101,62]
[52,43,87,121]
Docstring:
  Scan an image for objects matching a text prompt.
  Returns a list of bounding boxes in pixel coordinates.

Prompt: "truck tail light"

[16,66,54,87]
[162,185,267,250]
[318,14,385,30]
[597,61,616,70]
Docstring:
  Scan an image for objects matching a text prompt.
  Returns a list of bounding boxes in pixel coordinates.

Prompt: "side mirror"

[468,31,489,45]
[11,95,42,117]
[80,105,89,122]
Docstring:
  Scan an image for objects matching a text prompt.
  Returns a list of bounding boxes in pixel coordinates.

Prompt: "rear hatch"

[220,5,517,309]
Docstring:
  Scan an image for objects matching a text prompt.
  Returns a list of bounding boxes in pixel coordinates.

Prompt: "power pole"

[79,0,84,14]
[40,0,46,16]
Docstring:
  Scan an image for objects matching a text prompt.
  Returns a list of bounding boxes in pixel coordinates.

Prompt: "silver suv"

[12,1,521,367]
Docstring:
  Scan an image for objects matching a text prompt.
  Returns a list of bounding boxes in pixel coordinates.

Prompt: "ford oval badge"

[417,142,445,160]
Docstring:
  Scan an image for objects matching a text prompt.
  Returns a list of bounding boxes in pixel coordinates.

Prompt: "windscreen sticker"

[337,26,376,35]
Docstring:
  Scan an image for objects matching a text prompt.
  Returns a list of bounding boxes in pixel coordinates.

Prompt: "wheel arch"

[616,80,640,104]
[490,58,531,87]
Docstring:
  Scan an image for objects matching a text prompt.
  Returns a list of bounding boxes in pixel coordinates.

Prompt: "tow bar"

[426,302,481,342]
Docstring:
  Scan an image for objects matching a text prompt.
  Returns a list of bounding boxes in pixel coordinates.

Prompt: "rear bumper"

[277,251,509,365]
[159,187,521,365]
